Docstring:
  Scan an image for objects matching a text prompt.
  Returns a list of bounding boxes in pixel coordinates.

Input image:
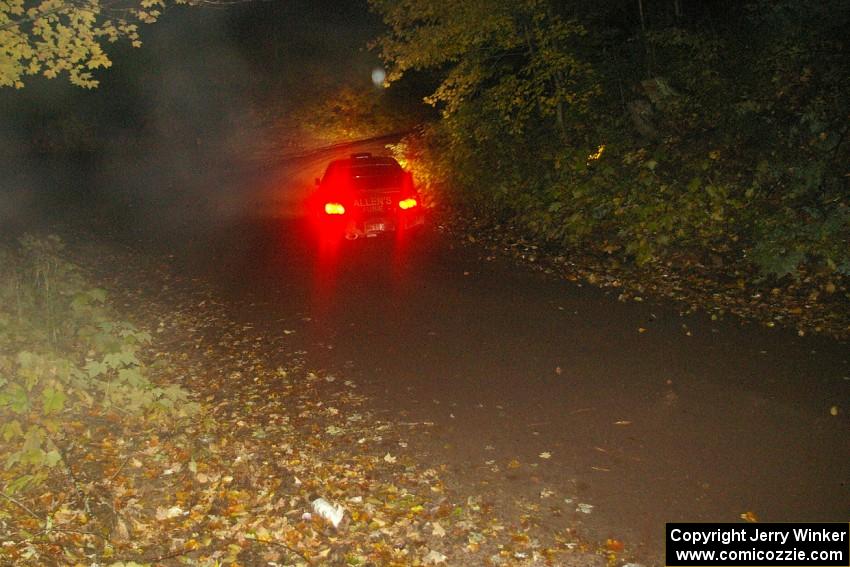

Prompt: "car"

[310,153,425,240]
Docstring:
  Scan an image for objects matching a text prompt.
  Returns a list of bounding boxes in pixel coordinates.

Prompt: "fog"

[0,0,385,241]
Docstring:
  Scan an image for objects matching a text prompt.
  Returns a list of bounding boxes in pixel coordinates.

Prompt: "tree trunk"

[637,0,646,33]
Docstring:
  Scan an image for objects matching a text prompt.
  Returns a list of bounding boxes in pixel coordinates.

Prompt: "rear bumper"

[319,210,425,240]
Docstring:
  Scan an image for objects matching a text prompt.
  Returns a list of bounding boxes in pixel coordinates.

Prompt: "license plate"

[365,222,387,233]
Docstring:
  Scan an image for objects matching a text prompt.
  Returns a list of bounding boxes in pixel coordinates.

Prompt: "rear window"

[323,160,404,192]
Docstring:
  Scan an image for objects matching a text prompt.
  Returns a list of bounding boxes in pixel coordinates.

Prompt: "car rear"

[315,154,424,240]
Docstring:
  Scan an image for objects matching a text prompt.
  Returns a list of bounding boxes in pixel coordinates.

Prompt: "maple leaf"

[424,549,448,564]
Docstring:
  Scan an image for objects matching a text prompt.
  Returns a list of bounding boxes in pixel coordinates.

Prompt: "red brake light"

[324,202,345,215]
[398,197,417,210]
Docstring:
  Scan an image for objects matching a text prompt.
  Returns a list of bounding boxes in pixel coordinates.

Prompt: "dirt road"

[118,213,848,563]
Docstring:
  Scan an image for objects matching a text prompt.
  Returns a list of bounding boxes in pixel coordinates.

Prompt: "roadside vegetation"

[370,0,850,336]
[0,235,199,562]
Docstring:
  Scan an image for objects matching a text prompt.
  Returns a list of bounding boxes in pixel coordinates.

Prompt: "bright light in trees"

[371,68,387,87]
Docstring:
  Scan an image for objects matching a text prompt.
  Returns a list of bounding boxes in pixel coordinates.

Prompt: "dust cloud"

[0,0,383,242]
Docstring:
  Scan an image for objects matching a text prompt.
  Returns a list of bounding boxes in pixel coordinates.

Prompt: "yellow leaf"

[740,511,758,523]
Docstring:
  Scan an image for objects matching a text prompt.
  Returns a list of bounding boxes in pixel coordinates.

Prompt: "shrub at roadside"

[0,234,198,564]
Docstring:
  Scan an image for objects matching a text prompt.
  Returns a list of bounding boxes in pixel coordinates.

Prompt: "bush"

[0,235,197,557]
[375,0,850,282]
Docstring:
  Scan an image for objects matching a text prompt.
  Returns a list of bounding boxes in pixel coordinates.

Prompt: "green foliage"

[373,0,850,281]
[751,205,850,279]
[370,0,599,137]
[0,235,197,498]
[387,125,453,208]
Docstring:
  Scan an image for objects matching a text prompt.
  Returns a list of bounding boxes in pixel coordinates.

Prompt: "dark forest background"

[369,0,849,283]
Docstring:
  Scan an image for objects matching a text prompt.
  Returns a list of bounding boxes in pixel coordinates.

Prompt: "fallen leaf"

[539,452,552,459]
[740,511,758,523]
[424,549,447,564]
[255,526,272,543]
[163,462,182,475]
[155,505,184,520]
[383,453,397,463]
[113,518,130,542]
[432,521,446,538]
[325,425,344,436]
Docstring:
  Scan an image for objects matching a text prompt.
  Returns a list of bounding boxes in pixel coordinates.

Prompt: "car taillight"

[398,197,417,210]
[324,202,346,215]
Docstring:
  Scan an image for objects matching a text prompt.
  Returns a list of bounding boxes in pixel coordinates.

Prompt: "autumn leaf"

[424,549,447,564]
[155,505,184,520]
[740,511,758,523]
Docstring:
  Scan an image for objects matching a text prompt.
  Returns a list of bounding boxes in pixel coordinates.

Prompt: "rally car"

[310,153,425,240]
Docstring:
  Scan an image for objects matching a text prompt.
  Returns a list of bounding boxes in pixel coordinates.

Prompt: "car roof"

[321,155,405,191]
[326,153,401,169]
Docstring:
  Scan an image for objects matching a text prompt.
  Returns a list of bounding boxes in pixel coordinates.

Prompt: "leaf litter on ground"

[0,235,632,566]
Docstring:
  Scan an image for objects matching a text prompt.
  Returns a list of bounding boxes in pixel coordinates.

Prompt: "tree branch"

[0,491,44,522]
